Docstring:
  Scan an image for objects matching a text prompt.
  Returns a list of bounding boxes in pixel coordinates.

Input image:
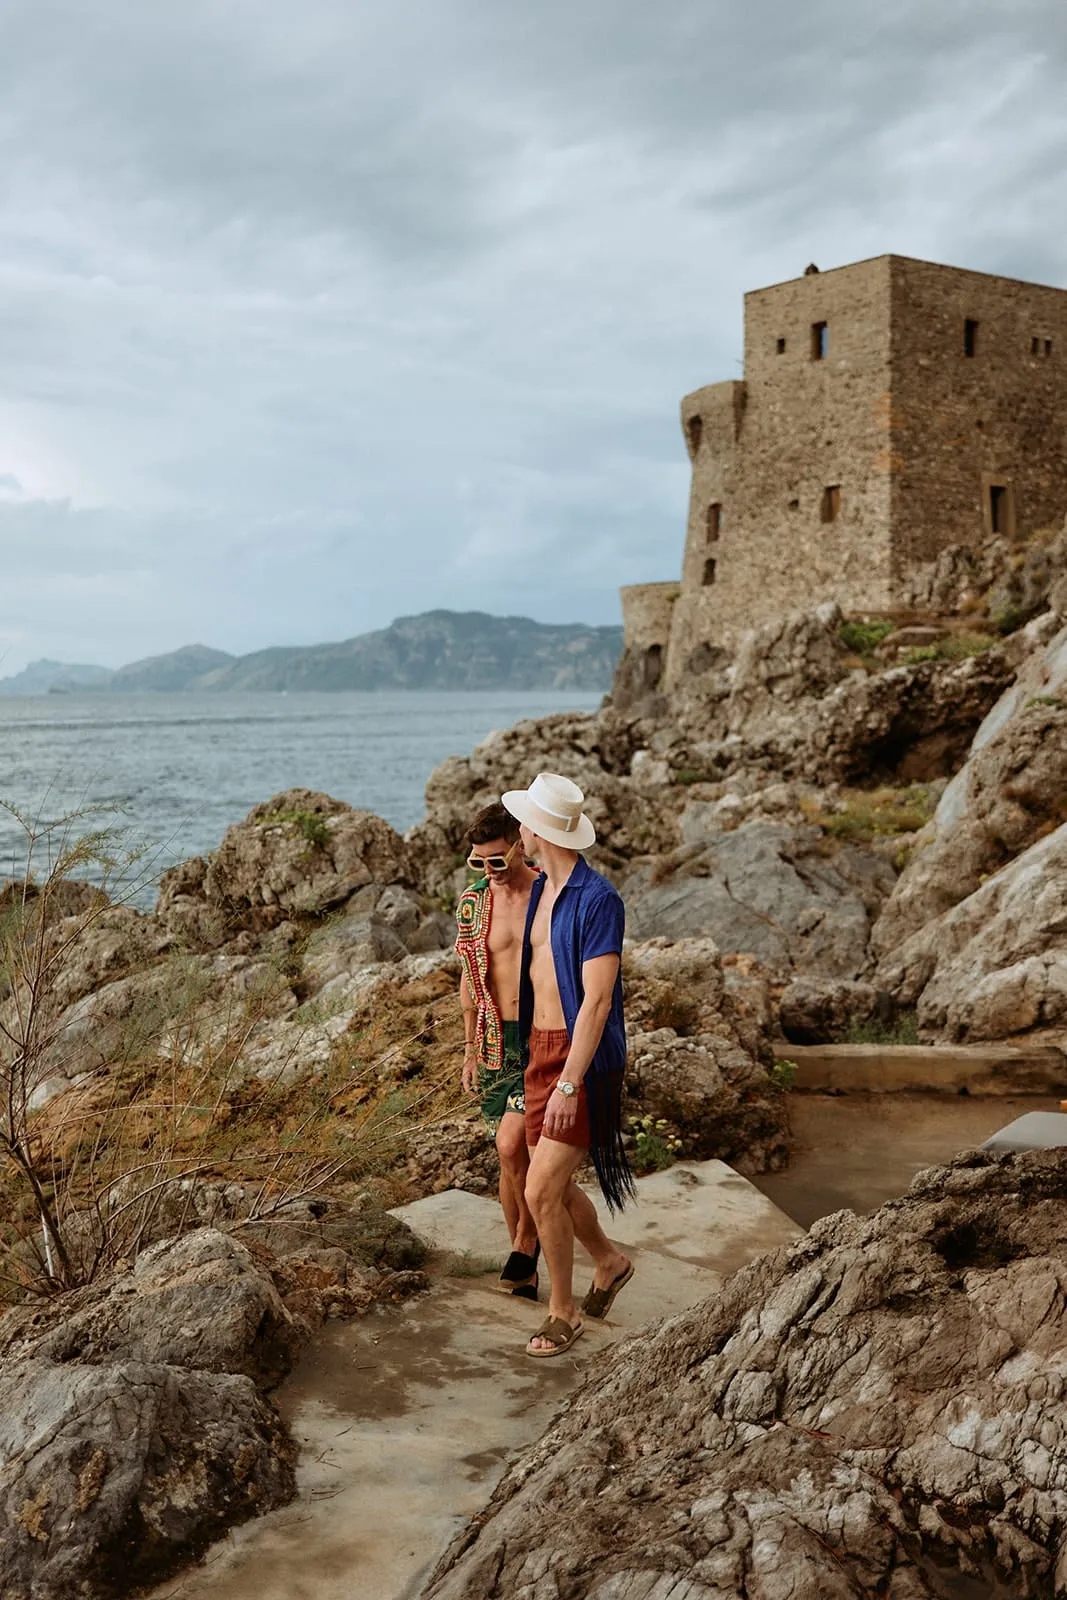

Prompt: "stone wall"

[666,257,895,677]
[889,258,1067,586]
[627,254,1067,688]
[614,582,680,705]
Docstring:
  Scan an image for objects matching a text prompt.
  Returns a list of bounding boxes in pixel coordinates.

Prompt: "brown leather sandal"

[525,1316,584,1358]
[581,1260,634,1320]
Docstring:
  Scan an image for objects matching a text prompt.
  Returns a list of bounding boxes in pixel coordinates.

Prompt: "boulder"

[622,939,788,1173]
[621,822,895,978]
[0,1357,294,1600]
[155,790,417,945]
[876,821,1067,1043]
[0,1229,299,1598]
[425,1148,1067,1600]
[19,1230,302,1389]
[779,975,893,1043]
[873,617,1067,958]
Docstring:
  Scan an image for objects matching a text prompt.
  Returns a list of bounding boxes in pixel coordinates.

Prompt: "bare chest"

[486,896,527,957]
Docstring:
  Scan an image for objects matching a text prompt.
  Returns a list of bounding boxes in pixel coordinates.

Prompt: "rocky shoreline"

[2,522,1067,1595]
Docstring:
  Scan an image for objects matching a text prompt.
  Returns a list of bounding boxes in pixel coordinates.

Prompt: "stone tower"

[620,255,1067,696]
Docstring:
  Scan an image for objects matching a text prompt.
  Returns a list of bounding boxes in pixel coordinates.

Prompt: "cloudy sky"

[1,0,1065,673]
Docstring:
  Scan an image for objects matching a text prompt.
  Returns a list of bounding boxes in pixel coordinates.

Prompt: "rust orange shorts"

[524,1027,591,1149]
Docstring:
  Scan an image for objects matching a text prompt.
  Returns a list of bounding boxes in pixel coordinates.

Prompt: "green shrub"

[259,808,331,851]
[844,1011,919,1046]
[991,604,1028,636]
[628,1114,682,1174]
[814,785,936,842]
[770,1059,797,1092]
[906,632,997,665]
[838,619,895,655]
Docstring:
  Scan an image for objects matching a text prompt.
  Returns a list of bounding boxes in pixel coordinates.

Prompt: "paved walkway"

[148,1162,800,1600]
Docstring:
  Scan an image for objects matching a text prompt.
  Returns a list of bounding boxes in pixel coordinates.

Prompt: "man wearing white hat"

[501,772,635,1358]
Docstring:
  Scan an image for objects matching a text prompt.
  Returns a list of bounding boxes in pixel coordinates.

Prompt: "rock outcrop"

[426,1148,1067,1600]
[873,616,1067,958]
[0,1206,427,1598]
[876,821,1067,1042]
[0,1230,297,1598]
[622,821,895,978]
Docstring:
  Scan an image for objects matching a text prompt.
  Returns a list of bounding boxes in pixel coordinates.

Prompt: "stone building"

[621,254,1067,695]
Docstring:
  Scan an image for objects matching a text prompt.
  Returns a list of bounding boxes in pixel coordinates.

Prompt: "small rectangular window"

[706,503,721,542]
[685,415,703,457]
[1032,336,1041,356]
[820,485,841,524]
[776,337,786,355]
[702,558,717,587]
[989,484,1012,536]
[811,321,829,361]
[964,319,979,357]
[1046,338,1054,357]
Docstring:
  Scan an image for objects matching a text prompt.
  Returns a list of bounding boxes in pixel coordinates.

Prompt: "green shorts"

[478,1021,525,1134]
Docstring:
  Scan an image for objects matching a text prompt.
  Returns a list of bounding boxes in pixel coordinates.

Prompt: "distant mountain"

[195,611,622,691]
[0,612,622,695]
[0,658,112,695]
[108,644,236,692]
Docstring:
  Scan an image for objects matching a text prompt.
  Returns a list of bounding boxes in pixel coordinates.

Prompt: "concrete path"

[148,1162,800,1600]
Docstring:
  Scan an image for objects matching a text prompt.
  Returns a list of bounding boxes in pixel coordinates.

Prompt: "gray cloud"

[1,0,1065,671]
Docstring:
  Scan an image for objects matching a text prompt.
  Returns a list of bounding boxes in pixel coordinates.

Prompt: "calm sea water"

[0,690,599,901]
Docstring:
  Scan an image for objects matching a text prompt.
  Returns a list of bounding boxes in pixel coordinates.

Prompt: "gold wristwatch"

[556,1081,577,1097]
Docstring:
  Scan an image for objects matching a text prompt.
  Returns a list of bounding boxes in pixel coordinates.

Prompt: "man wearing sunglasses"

[455,802,541,1297]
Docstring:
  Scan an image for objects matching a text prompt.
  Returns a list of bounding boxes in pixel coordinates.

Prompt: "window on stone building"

[988,483,1015,538]
[820,485,842,523]
[964,319,979,357]
[776,337,786,354]
[1047,339,1054,357]
[811,322,829,361]
[706,502,721,542]
[702,558,717,586]
[685,415,703,457]
[1032,336,1041,356]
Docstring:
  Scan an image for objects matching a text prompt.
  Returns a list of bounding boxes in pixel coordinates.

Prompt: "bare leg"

[563,1179,629,1292]
[525,1140,630,1350]
[496,1112,536,1255]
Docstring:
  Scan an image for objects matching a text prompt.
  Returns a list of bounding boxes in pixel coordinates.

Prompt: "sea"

[0,690,600,904]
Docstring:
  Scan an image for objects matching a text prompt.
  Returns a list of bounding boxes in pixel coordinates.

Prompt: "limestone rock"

[876,821,1067,1043]
[779,975,892,1043]
[425,1149,1067,1600]
[19,1230,302,1389]
[621,822,895,977]
[0,1229,299,1598]
[623,939,788,1173]
[873,618,1067,958]
[0,1356,294,1600]
[154,790,417,948]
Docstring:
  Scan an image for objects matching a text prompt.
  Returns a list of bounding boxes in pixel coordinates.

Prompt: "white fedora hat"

[501,772,596,851]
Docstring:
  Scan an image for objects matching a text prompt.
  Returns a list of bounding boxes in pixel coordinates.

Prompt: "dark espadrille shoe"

[498,1244,540,1295]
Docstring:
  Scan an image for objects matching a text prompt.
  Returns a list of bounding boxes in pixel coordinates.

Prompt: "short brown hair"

[467,802,520,849]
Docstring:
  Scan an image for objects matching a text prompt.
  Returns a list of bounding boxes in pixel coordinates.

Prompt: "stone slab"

[982,1111,1067,1154]
[148,1163,799,1600]
[391,1160,802,1282]
[782,1042,1067,1096]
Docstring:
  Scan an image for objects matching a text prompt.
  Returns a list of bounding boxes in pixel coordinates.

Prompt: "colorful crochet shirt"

[455,878,503,1072]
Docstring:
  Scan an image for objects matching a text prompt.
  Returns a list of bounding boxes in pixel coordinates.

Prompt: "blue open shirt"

[518,856,626,1076]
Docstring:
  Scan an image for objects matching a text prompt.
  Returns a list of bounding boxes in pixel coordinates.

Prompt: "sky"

[1,0,1066,673]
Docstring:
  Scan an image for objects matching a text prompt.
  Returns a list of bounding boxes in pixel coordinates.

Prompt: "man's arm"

[459,967,479,1093]
[542,953,618,1138]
